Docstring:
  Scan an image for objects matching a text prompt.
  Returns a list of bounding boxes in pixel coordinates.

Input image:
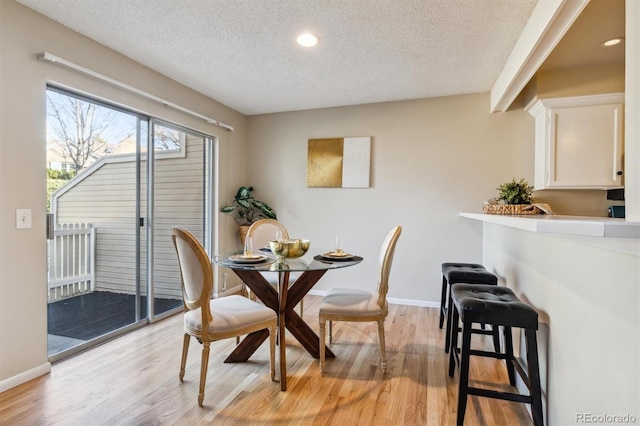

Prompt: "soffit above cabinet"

[540,0,625,71]
[491,0,625,112]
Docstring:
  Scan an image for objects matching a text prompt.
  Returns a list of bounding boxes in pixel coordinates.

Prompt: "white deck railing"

[47,223,96,302]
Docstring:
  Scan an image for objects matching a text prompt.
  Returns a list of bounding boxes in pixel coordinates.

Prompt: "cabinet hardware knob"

[617,171,623,176]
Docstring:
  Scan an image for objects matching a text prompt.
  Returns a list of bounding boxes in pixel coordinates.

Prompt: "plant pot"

[239,225,250,245]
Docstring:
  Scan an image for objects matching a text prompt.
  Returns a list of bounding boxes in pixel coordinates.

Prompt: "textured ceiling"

[17,0,538,115]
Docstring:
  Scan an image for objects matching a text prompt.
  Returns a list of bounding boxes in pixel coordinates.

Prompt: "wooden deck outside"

[47,291,181,355]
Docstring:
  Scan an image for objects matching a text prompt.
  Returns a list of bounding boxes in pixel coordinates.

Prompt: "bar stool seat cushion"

[451,284,538,330]
[442,263,497,285]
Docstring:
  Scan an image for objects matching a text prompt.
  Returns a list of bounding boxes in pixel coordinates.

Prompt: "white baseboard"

[0,362,51,393]
[387,297,439,308]
[307,289,439,308]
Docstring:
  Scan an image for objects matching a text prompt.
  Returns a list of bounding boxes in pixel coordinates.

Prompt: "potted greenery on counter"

[483,178,551,215]
[496,178,534,205]
[221,186,277,242]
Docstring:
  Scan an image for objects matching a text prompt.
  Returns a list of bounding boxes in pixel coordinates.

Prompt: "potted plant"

[496,178,534,205]
[483,178,551,215]
[221,186,277,242]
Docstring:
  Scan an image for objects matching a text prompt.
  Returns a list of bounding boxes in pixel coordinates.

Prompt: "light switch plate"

[16,209,32,229]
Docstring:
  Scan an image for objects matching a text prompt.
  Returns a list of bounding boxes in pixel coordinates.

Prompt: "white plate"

[320,252,355,260]
[229,254,268,263]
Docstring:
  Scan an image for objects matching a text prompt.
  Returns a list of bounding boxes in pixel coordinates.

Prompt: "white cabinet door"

[528,94,624,189]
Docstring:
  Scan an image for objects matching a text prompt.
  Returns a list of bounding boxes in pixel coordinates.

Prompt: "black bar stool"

[448,283,543,426]
[440,263,499,353]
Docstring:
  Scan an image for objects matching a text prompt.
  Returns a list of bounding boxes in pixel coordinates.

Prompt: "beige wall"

[246,93,535,301]
[533,62,625,100]
[533,189,624,217]
[0,1,247,387]
[482,224,639,424]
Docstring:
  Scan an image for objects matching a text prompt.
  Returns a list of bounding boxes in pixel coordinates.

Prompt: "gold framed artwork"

[307,137,371,188]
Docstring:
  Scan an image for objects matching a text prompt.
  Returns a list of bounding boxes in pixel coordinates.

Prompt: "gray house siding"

[54,135,205,300]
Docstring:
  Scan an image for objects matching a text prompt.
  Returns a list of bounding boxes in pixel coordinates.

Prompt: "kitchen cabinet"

[527,93,624,189]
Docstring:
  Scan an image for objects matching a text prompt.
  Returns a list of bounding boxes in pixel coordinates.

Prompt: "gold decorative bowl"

[269,239,310,262]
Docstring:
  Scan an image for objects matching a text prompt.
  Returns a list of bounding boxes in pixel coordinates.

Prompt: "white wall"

[246,93,534,303]
[482,223,639,424]
[0,1,247,389]
[625,0,640,221]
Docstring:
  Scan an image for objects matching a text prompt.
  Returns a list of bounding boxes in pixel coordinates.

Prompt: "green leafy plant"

[221,186,277,225]
[497,178,534,205]
[47,168,76,180]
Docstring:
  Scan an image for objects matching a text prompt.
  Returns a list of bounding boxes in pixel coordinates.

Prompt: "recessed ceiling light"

[602,37,624,47]
[297,33,318,47]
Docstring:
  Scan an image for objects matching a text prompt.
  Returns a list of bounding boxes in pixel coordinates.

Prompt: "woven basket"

[482,203,552,215]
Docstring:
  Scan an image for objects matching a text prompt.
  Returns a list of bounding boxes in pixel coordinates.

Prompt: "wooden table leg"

[224,270,278,363]
[285,269,335,359]
[233,269,278,310]
[278,270,289,391]
[224,329,269,362]
[223,267,334,389]
[285,310,335,359]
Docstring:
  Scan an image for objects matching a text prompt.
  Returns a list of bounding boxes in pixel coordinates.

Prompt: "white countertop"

[460,212,640,238]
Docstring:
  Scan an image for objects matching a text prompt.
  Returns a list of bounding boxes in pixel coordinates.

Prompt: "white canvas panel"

[342,137,371,188]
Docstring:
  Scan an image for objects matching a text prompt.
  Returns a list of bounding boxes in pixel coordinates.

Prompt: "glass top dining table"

[212,250,363,391]
[213,250,363,272]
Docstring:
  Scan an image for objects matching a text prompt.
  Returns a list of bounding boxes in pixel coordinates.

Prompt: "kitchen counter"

[472,214,640,424]
[460,212,640,238]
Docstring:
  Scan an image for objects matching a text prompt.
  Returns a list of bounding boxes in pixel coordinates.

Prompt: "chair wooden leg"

[198,342,210,407]
[319,318,326,372]
[299,298,304,318]
[328,320,333,344]
[179,334,190,382]
[269,324,276,381]
[377,320,387,374]
[243,284,256,301]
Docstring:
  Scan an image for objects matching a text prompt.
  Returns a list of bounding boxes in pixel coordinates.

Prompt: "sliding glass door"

[146,120,212,321]
[46,87,213,359]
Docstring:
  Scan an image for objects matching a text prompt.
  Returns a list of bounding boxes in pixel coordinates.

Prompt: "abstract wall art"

[307,136,371,188]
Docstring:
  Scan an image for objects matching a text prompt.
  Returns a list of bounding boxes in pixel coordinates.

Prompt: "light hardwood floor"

[0,296,532,425]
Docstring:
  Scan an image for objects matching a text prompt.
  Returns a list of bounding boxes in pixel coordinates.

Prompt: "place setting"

[227,237,273,264]
[315,236,360,263]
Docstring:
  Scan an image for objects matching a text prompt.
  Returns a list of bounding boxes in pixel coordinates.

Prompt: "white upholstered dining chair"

[318,226,402,374]
[246,219,304,316]
[171,227,277,406]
